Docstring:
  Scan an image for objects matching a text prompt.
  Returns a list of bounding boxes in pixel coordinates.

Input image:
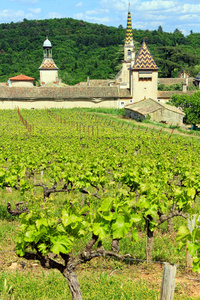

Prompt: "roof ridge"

[9,74,35,81]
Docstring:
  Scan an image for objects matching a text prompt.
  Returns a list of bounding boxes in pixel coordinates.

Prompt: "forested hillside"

[0,18,200,85]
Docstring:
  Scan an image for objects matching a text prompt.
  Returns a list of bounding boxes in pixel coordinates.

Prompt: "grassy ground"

[1,109,200,299]
[80,107,200,138]
[0,187,200,300]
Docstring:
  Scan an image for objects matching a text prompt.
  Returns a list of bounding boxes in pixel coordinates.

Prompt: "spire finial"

[125,1,133,46]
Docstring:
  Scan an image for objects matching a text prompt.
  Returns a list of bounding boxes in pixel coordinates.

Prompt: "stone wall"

[0,86,132,109]
[150,108,184,125]
[158,78,194,85]
[0,86,121,100]
[158,90,196,101]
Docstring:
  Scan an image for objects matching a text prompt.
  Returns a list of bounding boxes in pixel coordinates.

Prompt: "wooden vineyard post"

[158,128,162,138]
[168,128,175,142]
[160,263,176,300]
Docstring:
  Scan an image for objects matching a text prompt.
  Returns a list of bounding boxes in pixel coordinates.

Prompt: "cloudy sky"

[0,0,200,35]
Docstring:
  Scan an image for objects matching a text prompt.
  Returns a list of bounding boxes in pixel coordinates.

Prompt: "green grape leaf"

[92,222,109,239]
[50,236,73,254]
[176,225,190,242]
[112,215,130,239]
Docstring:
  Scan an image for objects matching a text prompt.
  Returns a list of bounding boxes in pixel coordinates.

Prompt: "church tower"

[39,38,59,85]
[124,2,135,63]
[115,2,135,89]
[131,40,158,101]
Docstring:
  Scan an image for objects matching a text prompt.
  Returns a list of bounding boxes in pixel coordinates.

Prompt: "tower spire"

[125,1,133,46]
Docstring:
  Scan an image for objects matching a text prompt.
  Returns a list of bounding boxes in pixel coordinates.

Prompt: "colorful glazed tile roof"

[125,4,133,46]
[9,74,35,81]
[132,41,158,70]
[39,58,58,70]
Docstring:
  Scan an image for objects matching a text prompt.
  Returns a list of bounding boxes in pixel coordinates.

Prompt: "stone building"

[125,98,185,125]
[1,4,197,115]
[39,38,59,85]
[116,6,158,103]
[131,41,158,102]
[9,74,35,87]
[115,3,135,89]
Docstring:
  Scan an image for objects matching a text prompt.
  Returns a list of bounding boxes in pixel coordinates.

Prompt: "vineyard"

[0,108,200,299]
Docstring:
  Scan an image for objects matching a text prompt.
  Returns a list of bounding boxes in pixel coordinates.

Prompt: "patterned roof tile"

[39,58,58,70]
[125,5,133,46]
[132,41,158,70]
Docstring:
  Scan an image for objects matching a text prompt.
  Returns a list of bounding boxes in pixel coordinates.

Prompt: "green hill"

[0,18,199,85]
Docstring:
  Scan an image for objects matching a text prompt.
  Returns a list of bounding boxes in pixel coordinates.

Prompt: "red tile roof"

[9,74,35,81]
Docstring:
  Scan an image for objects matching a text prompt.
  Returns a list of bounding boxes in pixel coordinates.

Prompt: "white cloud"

[47,12,62,19]
[178,14,200,21]
[74,6,111,24]
[98,0,200,33]
[135,0,176,12]
[0,9,24,20]
[28,8,41,14]
[142,13,167,21]
[86,9,109,15]
[75,2,83,7]
[134,20,164,30]
[183,4,200,14]
[102,0,129,12]
[11,0,38,4]
[86,16,112,24]
[74,12,84,20]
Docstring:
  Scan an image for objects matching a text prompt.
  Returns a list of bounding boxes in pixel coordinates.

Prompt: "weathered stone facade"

[125,98,185,125]
[0,86,132,109]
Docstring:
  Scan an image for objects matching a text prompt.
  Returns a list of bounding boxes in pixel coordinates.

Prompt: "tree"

[156,46,198,77]
[157,26,163,34]
[169,92,200,125]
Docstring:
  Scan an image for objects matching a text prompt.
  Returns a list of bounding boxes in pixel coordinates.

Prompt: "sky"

[1,0,200,35]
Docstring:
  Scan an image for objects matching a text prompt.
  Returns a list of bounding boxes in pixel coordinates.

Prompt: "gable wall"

[131,71,158,102]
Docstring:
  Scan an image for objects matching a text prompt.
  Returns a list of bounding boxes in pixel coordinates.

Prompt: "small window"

[128,50,131,57]
[129,99,133,103]
[120,101,125,107]
[139,77,152,82]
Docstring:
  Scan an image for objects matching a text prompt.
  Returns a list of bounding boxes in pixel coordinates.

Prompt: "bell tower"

[124,1,135,63]
[39,37,59,86]
[115,2,135,89]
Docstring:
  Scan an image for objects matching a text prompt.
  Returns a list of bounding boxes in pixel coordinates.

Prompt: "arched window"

[128,50,131,57]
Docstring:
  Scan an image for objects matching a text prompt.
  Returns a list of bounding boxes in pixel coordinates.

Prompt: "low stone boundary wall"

[158,78,194,85]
